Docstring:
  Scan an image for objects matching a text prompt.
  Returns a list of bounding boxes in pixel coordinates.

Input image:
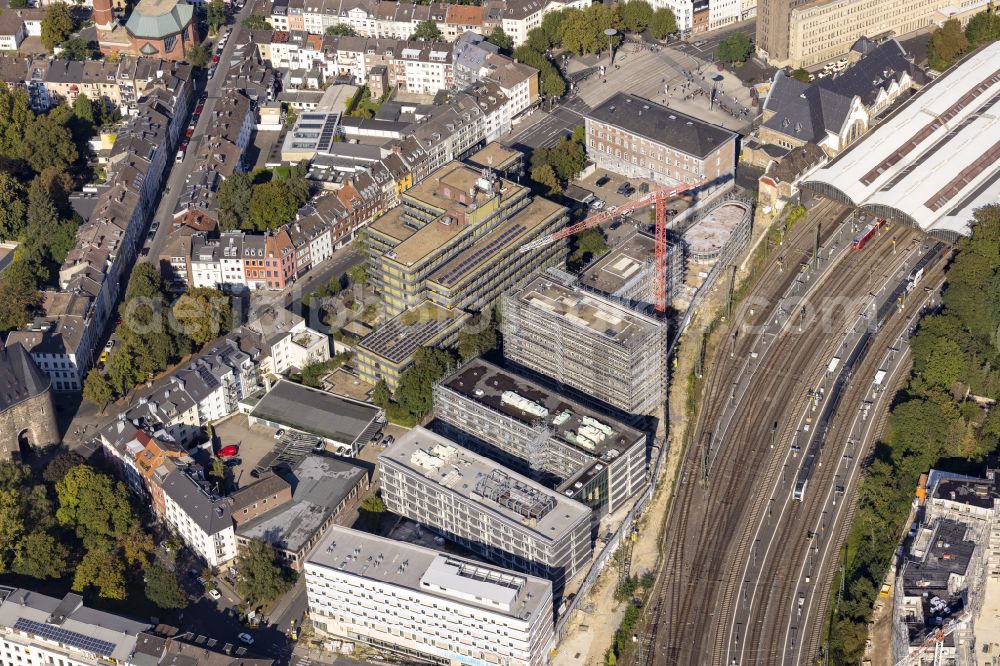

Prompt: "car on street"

[140,247,150,257]
[694,40,706,47]
[211,55,220,65]
[175,148,185,163]
[609,219,622,230]
[238,633,254,645]
[596,174,610,187]
[194,104,204,116]
[208,589,222,600]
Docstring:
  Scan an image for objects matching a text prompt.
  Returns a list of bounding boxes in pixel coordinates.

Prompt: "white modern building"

[305,525,556,666]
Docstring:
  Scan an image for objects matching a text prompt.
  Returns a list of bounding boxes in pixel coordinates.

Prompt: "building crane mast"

[518,180,703,314]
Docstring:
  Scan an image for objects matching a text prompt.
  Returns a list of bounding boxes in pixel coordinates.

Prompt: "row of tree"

[530,125,587,195]
[928,12,1000,71]
[217,163,311,232]
[0,84,119,334]
[828,206,1000,663]
[83,263,234,407]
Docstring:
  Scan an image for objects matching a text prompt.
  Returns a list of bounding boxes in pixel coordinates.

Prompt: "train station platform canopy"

[802,42,1000,239]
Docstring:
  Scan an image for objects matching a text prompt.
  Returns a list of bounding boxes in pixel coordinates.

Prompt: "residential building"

[356,161,568,388]
[756,0,988,68]
[0,342,57,459]
[0,9,43,50]
[499,0,590,46]
[0,588,149,666]
[502,269,669,416]
[160,467,238,567]
[244,307,331,376]
[132,631,274,666]
[759,38,919,156]
[234,455,369,569]
[379,427,593,591]
[6,74,189,391]
[306,526,556,666]
[584,93,738,190]
[433,358,649,518]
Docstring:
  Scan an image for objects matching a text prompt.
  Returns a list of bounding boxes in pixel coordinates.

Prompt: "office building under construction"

[378,427,593,591]
[501,269,668,416]
[433,358,648,519]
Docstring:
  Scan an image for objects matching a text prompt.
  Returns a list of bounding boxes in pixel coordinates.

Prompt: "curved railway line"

[636,207,928,666]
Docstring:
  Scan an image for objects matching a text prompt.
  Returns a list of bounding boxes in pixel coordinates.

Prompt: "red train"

[851,217,885,251]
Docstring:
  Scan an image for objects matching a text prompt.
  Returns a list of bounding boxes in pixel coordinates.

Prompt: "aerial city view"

[0,0,997,660]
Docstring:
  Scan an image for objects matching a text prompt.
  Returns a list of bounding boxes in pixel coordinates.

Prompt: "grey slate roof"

[0,342,50,412]
[817,39,912,107]
[587,92,737,159]
[249,379,381,445]
[160,469,233,536]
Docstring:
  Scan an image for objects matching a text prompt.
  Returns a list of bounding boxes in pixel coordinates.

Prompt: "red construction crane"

[519,180,703,314]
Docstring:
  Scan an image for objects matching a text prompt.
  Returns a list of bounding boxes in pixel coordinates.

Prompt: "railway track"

[638,215,918,666]
[732,242,948,665]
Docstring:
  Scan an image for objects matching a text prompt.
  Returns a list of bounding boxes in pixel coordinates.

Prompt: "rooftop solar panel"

[13,618,117,657]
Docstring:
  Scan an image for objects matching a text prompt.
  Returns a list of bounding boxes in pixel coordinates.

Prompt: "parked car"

[211,55,220,65]
[591,199,604,210]
[99,351,109,365]
[208,589,221,600]
[595,174,610,187]
[217,445,239,458]
[273,429,285,439]
[197,576,207,586]
[616,182,633,195]
[194,104,204,116]
[371,432,383,445]
[382,434,395,447]
[238,633,254,645]
[609,219,622,230]
[175,148,185,163]
[140,247,150,257]
[104,339,115,352]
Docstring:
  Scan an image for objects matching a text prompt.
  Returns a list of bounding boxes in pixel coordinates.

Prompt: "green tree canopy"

[620,0,652,33]
[648,8,676,40]
[325,23,356,36]
[235,539,296,606]
[60,37,93,61]
[145,562,189,609]
[72,547,127,600]
[43,451,85,485]
[241,15,270,29]
[560,4,622,55]
[966,10,1000,46]
[206,0,226,31]
[82,370,113,410]
[928,19,970,70]
[55,465,138,547]
[715,32,754,64]
[172,287,233,346]
[13,531,69,580]
[0,259,41,333]
[531,164,561,195]
[486,25,513,52]
[410,20,442,41]
[0,171,26,240]
[21,114,77,174]
[41,3,75,51]
[186,43,211,68]
[790,68,811,83]
[246,179,308,231]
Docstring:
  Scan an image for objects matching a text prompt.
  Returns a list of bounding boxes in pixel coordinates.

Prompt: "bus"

[793,479,808,501]
[851,218,884,251]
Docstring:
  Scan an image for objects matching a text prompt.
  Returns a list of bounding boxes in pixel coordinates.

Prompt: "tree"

[73,548,127,600]
[12,531,68,579]
[347,263,368,286]
[0,171,26,240]
[217,172,253,228]
[560,4,622,55]
[208,456,226,485]
[206,0,226,31]
[538,136,585,181]
[525,27,551,53]
[241,15,270,30]
[572,124,585,145]
[235,539,295,606]
[486,25,513,52]
[82,371,113,410]
[620,0,652,33]
[145,562,188,609]
[357,495,386,532]
[21,115,77,174]
[43,451,85,484]
[570,227,609,268]
[246,179,306,231]
[0,489,25,570]
[186,43,211,68]
[9,0,28,7]
[928,19,969,71]
[392,347,454,423]
[71,93,94,126]
[325,23,356,36]
[371,380,392,408]
[648,8,676,40]
[41,3,75,51]
[540,10,567,45]
[410,20,442,41]
[56,465,138,546]
[457,312,498,362]
[966,10,1000,46]
[715,32,753,64]
[172,287,233,346]
[60,37,93,61]
[531,164,561,195]
[0,260,41,333]
[790,68,811,83]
